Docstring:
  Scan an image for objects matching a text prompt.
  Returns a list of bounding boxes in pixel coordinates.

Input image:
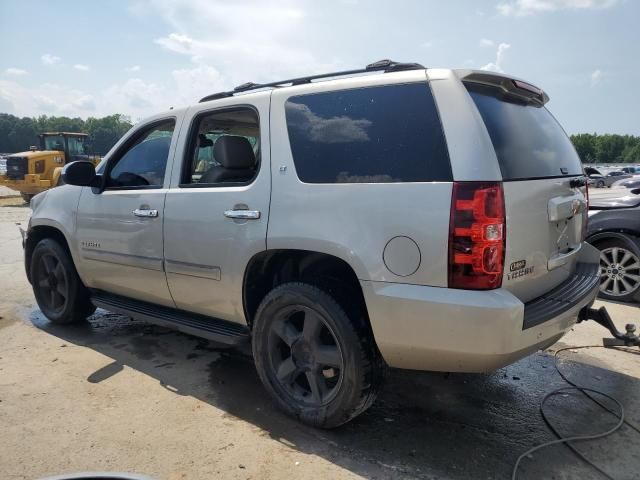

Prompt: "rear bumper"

[361,243,600,372]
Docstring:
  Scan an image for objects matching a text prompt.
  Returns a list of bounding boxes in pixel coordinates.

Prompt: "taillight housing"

[448,182,506,290]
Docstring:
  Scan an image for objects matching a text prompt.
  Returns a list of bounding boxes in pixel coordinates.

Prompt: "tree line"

[0,113,639,164]
[570,133,640,164]
[0,113,133,156]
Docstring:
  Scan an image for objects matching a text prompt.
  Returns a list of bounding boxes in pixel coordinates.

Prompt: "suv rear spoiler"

[458,70,549,106]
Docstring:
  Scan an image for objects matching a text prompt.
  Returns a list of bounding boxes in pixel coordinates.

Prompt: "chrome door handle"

[224,209,260,220]
[133,208,159,218]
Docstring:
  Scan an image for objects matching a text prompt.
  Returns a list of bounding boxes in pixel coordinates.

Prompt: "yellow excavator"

[0,132,101,202]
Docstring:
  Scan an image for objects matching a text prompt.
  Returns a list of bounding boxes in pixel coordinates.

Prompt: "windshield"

[466,83,583,180]
[67,136,87,155]
[43,135,65,151]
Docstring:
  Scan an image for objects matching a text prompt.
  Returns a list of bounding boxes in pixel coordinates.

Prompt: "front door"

[163,93,271,323]
[74,117,179,307]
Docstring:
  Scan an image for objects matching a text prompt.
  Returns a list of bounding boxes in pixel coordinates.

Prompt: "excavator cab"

[38,132,92,163]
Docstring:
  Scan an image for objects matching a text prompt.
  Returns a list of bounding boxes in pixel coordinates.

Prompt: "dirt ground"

[1,194,639,480]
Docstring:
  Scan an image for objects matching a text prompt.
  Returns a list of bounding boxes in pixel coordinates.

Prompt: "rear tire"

[21,193,34,203]
[595,235,640,302]
[252,282,385,428]
[31,238,96,324]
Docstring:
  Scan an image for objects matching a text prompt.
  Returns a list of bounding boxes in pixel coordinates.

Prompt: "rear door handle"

[224,209,260,220]
[133,208,159,218]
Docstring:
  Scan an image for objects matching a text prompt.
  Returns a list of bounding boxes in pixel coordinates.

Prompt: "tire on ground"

[30,238,96,324]
[252,282,385,428]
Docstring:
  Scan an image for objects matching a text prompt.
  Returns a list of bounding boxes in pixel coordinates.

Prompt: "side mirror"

[61,161,97,187]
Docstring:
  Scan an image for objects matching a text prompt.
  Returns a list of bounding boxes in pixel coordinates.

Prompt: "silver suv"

[24,60,600,428]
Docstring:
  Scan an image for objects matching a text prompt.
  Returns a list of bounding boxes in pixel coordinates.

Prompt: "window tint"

[108,120,175,188]
[43,135,64,151]
[182,108,259,186]
[285,83,451,183]
[67,136,87,156]
[466,83,583,180]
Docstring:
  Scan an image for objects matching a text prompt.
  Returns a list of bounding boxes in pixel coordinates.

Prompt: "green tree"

[570,133,597,163]
[0,113,133,155]
[570,133,640,164]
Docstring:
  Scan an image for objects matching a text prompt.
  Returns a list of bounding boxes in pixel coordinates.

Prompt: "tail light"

[448,182,505,290]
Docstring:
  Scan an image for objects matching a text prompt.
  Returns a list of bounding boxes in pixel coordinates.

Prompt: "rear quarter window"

[285,83,451,183]
[466,83,583,180]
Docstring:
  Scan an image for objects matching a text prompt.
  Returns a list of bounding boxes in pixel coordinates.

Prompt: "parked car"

[23,60,599,428]
[584,167,630,188]
[588,190,640,301]
[621,166,640,174]
[612,177,640,189]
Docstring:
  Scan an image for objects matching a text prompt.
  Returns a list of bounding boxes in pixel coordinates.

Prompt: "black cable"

[554,346,640,434]
[512,344,639,479]
[512,386,624,480]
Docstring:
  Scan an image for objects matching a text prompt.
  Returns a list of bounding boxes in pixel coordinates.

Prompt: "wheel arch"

[25,224,72,284]
[242,249,372,334]
[587,229,640,248]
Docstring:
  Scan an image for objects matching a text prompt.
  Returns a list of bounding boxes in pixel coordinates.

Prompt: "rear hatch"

[465,78,588,303]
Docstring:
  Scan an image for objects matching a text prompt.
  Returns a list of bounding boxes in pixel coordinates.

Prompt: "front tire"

[31,238,96,324]
[596,180,605,188]
[596,236,640,302]
[252,282,384,428]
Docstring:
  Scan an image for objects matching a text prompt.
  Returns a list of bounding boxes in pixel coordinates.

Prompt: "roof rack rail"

[199,59,425,103]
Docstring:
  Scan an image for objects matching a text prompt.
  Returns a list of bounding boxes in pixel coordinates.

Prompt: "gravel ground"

[0,185,21,198]
[1,197,639,480]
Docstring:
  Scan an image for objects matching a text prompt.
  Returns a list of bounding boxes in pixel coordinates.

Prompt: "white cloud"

[171,65,225,105]
[102,78,166,116]
[497,0,618,16]
[146,0,331,84]
[480,38,495,47]
[4,0,341,119]
[421,41,434,48]
[73,64,90,71]
[590,69,602,87]
[481,43,511,73]
[0,80,96,115]
[5,68,28,76]
[41,53,61,65]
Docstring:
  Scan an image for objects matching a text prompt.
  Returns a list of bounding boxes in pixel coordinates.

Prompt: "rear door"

[163,92,271,324]
[465,81,588,302]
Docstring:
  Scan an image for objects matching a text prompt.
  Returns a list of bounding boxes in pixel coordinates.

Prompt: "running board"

[91,291,251,345]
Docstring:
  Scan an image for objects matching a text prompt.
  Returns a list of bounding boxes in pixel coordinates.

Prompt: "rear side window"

[285,83,451,183]
[466,83,582,180]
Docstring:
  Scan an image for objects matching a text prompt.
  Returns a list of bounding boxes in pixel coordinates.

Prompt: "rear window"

[466,83,583,180]
[285,83,451,183]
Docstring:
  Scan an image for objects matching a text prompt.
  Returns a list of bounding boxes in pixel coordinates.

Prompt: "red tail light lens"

[448,182,505,290]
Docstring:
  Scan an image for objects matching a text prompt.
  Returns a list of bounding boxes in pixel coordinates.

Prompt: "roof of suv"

[198,59,425,103]
[196,60,549,108]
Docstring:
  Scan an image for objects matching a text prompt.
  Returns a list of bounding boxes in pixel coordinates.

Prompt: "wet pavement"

[2,196,640,479]
[22,306,640,480]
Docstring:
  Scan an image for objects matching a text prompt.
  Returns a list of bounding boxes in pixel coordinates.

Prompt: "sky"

[0,0,638,135]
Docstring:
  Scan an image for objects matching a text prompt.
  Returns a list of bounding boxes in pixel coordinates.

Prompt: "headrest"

[214,135,255,169]
[198,134,214,148]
